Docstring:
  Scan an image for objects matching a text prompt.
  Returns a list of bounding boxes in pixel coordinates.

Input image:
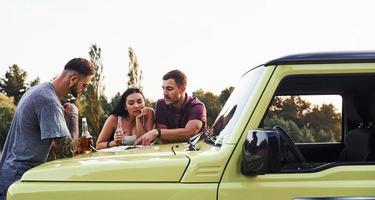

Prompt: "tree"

[263,96,342,143]
[78,44,105,139]
[304,104,342,142]
[89,44,105,100]
[127,47,143,89]
[29,77,40,87]
[0,64,27,104]
[266,96,311,128]
[0,93,15,150]
[263,115,307,143]
[219,86,234,106]
[0,65,41,105]
[193,89,221,127]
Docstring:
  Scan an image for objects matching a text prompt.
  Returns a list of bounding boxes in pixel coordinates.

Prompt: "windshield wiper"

[187,130,210,151]
[204,134,216,145]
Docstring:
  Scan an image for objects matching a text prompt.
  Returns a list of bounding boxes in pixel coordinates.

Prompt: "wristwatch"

[156,129,161,138]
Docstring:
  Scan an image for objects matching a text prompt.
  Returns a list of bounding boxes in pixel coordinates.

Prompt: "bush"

[0,93,15,150]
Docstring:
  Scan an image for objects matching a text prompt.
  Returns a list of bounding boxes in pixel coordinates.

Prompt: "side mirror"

[241,129,281,176]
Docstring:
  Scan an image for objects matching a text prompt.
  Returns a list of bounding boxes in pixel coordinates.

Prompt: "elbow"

[96,141,106,150]
[188,129,200,138]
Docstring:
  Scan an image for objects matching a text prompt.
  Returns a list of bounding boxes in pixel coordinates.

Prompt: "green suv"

[7,52,375,200]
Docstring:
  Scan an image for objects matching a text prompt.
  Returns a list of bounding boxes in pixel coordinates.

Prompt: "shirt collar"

[169,93,190,112]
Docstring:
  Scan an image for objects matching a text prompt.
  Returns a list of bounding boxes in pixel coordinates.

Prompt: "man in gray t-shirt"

[0,58,95,200]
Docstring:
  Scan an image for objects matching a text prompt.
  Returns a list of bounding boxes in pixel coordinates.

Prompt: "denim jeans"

[0,193,5,200]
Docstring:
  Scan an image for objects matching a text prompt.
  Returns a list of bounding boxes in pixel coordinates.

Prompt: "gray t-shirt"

[0,82,70,195]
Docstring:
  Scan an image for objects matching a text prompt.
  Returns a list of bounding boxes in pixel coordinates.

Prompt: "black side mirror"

[241,129,281,176]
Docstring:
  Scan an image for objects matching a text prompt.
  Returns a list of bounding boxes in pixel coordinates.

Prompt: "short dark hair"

[64,58,95,76]
[163,70,187,88]
[111,87,145,117]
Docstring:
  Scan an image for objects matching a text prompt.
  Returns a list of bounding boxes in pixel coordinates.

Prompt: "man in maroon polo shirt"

[135,70,207,145]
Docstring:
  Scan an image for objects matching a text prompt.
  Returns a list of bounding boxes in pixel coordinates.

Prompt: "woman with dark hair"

[96,88,154,149]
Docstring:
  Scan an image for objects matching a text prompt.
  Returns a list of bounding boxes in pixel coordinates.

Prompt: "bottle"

[116,116,123,145]
[81,117,93,152]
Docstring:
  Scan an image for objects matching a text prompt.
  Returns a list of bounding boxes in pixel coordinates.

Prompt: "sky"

[1,0,375,101]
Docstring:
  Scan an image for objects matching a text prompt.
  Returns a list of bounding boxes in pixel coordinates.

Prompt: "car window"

[209,65,267,146]
[253,73,375,174]
[261,95,342,143]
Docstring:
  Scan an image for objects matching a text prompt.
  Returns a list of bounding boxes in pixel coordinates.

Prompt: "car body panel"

[8,182,218,200]
[22,144,189,182]
[219,63,375,200]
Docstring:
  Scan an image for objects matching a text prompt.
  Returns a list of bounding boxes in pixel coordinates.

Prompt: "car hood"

[21,144,189,182]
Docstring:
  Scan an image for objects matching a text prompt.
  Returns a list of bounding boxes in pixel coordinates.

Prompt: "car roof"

[264,51,375,66]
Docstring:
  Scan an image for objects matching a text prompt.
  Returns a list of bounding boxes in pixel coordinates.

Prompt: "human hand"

[134,129,158,145]
[136,107,149,120]
[74,138,83,154]
[75,136,93,154]
[63,103,78,117]
[114,130,125,145]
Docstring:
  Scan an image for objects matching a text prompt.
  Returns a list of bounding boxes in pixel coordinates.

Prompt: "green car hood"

[21,144,189,182]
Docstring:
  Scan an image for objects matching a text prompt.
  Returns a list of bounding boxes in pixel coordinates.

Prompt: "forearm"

[96,140,117,149]
[66,114,79,139]
[64,103,79,139]
[159,128,198,143]
[50,136,76,159]
[135,118,146,138]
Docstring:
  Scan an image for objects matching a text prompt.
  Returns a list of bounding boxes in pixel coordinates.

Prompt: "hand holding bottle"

[80,118,93,153]
[114,130,125,145]
[114,116,125,145]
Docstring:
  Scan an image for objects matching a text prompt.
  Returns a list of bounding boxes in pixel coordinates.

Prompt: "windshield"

[206,65,266,146]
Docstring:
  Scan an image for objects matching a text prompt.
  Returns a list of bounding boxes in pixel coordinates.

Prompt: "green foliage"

[101,95,112,117]
[263,116,313,143]
[263,96,342,143]
[219,86,234,106]
[108,92,121,114]
[304,104,342,142]
[127,47,143,89]
[267,96,311,127]
[145,98,155,108]
[29,77,40,87]
[191,87,234,127]
[77,44,105,139]
[99,95,110,131]
[193,89,222,127]
[0,64,27,104]
[88,44,105,100]
[0,65,41,105]
[0,93,15,150]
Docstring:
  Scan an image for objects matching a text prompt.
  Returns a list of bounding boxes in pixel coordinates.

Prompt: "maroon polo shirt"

[155,94,207,132]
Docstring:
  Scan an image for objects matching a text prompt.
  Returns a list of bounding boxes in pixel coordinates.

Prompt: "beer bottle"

[81,117,93,152]
[115,116,123,145]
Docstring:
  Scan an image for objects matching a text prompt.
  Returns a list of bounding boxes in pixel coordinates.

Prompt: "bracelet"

[156,129,161,138]
[107,140,111,148]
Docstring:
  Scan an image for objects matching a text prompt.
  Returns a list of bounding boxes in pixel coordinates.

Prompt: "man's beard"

[69,83,79,98]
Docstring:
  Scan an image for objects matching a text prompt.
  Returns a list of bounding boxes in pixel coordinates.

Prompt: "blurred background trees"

[193,87,233,126]
[0,43,342,152]
[263,96,342,143]
[0,94,15,151]
[127,47,143,90]
[76,44,106,140]
[0,64,40,105]
[0,43,343,152]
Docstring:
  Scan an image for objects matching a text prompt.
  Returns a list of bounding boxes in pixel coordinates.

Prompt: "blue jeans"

[0,194,5,200]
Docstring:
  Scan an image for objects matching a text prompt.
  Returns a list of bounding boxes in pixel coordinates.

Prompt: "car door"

[218,63,375,200]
